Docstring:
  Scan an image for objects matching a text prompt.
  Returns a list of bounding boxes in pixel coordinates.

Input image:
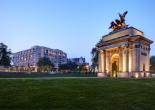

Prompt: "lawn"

[0,78,155,110]
[0,72,97,78]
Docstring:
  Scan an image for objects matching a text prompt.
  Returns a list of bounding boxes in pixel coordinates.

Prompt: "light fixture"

[97,73,105,77]
[135,73,139,79]
[146,73,150,77]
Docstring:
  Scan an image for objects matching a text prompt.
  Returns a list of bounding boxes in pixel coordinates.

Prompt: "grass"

[0,72,97,78]
[0,78,155,110]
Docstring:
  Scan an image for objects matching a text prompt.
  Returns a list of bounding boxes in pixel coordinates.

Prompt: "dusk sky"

[0,0,155,63]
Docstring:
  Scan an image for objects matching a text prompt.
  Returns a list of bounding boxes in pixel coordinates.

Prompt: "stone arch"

[111,54,119,77]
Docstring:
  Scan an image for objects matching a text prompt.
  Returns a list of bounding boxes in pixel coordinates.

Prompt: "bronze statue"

[109,11,128,31]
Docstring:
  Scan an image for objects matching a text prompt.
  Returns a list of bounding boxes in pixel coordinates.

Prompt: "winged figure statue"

[109,11,128,30]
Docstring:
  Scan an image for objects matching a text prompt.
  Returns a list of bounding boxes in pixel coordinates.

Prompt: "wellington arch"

[96,11,153,78]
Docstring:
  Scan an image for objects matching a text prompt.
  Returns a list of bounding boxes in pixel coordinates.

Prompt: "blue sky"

[0,0,155,63]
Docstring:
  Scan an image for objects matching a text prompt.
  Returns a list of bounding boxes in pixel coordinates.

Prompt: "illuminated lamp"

[146,72,150,77]
[118,24,121,27]
[135,73,139,79]
[97,73,105,77]
[140,72,144,77]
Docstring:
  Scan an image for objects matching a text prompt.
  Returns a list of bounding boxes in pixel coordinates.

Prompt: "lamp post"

[27,54,31,74]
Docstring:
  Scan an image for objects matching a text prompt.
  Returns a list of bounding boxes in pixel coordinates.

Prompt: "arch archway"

[111,54,119,78]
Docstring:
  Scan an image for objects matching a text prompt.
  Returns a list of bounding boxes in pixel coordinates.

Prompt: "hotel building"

[12,46,67,71]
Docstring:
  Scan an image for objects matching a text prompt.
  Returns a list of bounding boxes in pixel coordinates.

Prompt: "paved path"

[0,77,99,80]
[0,74,155,80]
[152,74,155,77]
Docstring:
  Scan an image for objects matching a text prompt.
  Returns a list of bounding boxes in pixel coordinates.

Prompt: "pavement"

[0,74,155,80]
[152,74,155,77]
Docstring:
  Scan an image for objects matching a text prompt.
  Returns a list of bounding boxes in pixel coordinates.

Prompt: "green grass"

[0,72,97,78]
[0,78,155,110]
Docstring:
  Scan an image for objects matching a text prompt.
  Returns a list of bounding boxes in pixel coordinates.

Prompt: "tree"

[37,57,54,72]
[0,43,11,66]
[81,63,89,72]
[150,56,155,73]
[59,63,69,71]
[91,47,98,72]
[67,62,78,71]
[59,61,78,72]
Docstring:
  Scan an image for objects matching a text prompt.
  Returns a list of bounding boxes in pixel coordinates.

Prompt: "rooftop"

[102,27,144,42]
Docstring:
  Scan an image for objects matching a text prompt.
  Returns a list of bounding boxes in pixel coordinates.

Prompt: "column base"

[97,72,151,78]
[97,72,106,77]
[117,72,129,78]
[132,72,151,78]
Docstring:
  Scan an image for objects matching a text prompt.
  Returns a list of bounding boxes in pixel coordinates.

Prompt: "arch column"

[106,50,111,73]
[147,47,150,71]
[135,44,141,72]
[98,50,104,72]
[126,47,129,72]
[104,50,106,73]
[125,46,129,77]
[119,47,122,72]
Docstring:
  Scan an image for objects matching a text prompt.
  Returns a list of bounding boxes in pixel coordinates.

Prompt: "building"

[12,46,67,71]
[67,57,89,72]
[96,12,153,78]
[68,57,86,65]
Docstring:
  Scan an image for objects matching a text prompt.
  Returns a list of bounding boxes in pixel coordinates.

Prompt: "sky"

[0,0,155,63]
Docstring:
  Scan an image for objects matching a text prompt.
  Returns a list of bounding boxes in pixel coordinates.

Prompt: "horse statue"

[109,11,128,31]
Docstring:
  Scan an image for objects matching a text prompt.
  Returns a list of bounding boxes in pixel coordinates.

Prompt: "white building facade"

[12,46,67,71]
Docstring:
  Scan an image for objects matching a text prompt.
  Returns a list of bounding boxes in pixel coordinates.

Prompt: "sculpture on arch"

[109,11,128,30]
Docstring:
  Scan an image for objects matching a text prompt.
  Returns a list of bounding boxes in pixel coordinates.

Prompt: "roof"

[107,27,144,36]
[96,26,153,47]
